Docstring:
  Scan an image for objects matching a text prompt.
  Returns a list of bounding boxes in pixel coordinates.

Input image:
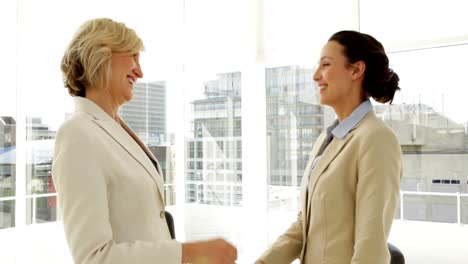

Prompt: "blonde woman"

[53,18,237,264]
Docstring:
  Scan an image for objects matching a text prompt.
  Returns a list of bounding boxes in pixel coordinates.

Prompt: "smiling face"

[109,52,143,105]
[313,40,357,109]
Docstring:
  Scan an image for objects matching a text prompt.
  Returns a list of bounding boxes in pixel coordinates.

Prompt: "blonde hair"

[61,18,144,96]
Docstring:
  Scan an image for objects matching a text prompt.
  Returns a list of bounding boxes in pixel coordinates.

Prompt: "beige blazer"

[259,111,402,264]
[52,97,181,264]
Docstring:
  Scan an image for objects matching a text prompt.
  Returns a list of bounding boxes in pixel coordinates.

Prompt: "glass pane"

[265,65,335,241]
[148,144,176,206]
[0,5,17,264]
[379,45,468,224]
[0,119,16,198]
[263,1,358,253]
[0,200,15,229]
[186,72,242,205]
[120,81,177,205]
[0,0,17,200]
[264,0,359,65]
[120,82,167,146]
[26,196,57,225]
[361,0,468,49]
[183,0,250,261]
[26,121,54,195]
[18,1,74,229]
[17,0,182,223]
[462,196,468,225]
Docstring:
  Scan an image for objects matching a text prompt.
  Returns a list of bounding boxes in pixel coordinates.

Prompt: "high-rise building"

[149,145,176,206]
[119,81,175,204]
[0,116,16,148]
[266,66,333,187]
[185,68,334,207]
[0,116,16,204]
[120,81,167,146]
[186,72,242,206]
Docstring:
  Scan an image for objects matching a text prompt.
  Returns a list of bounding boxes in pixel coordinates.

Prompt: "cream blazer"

[259,111,402,264]
[52,97,181,264]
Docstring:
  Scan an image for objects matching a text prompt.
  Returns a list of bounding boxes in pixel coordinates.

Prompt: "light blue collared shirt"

[309,99,374,172]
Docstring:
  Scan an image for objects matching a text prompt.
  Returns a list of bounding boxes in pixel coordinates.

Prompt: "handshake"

[182,238,237,264]
[181,238,266,264]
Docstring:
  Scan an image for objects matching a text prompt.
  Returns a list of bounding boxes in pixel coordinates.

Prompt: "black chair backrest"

[165,211,176,239]
[388,243,405,264]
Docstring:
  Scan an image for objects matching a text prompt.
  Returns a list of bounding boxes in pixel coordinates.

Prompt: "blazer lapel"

[305,133,354,226]
[74,97,166,204]
[301,132,326,228]
[119,119,165,202]
[300,111,372,260]
[94,119,165,203]
[300,132,327,259]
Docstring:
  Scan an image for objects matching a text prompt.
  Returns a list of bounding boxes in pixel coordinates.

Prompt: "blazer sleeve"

[52,123,182,264]
[257,211,303,264]
[351,127,402,264]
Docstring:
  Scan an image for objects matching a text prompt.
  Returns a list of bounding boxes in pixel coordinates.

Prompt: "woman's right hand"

[182,238,237,264]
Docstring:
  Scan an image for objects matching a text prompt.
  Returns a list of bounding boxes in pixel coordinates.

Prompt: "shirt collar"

[326,99,373,140]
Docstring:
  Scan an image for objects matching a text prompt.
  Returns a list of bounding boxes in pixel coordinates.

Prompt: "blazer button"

[160,210,165,219]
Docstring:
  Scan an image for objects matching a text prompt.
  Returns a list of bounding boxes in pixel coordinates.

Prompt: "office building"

[266,66,334,188]
[120,81,167,146]
[375,103,468,223]
[185,72,242,206]
[149,145,176,206]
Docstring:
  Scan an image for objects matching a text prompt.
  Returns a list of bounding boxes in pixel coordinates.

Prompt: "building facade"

[149,145,176,206]
[266,66,333,188]
[375,103,468,223]
[185,72,243,206]
[120,81,167,146]
[119,81,176,205]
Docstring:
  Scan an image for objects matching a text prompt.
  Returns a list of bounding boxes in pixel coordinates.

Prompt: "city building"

[118,81,175,204]
[25,117,55,140]
[185,72,243,206]
[375,103,468,223]
[119,81,167,146]
[148,145,176,206]
[266,66,334,188]
[0,116,16,148]
[0,116,57,228]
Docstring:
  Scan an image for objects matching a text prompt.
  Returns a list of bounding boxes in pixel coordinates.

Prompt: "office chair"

[388,242,405,264]
[165,211,176,239]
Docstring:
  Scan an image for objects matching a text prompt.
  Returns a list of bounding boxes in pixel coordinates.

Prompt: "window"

[2,1,468,263]
[188,142,195,158]
[385,45,468,227]
[0,0,17,232]
[196,141,203,158]
[181,0,248,256]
